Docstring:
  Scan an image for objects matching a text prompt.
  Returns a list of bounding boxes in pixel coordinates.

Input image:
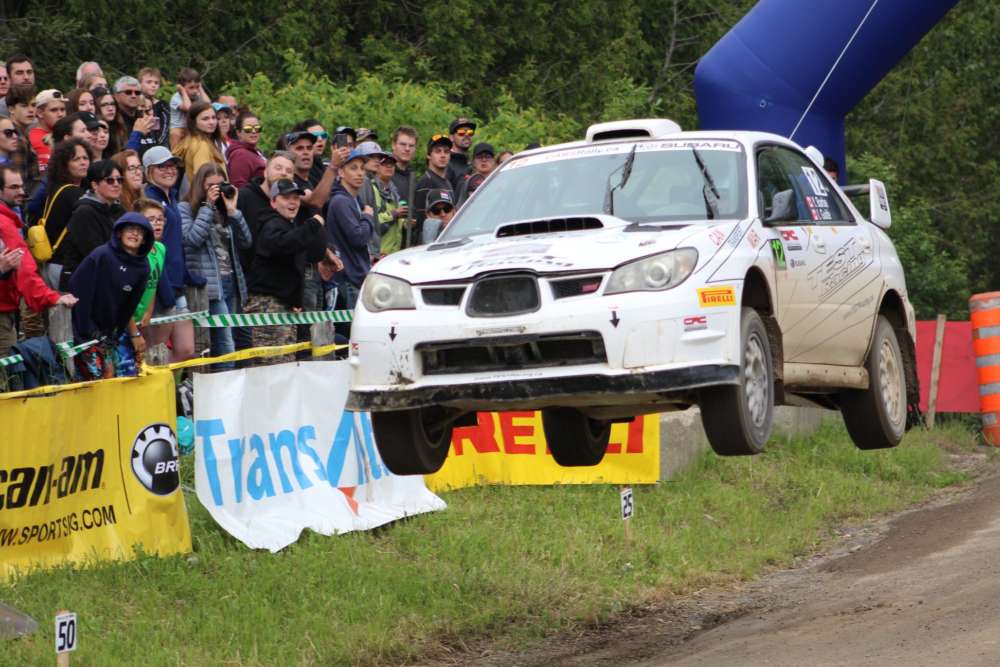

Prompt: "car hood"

[374,215,737,283]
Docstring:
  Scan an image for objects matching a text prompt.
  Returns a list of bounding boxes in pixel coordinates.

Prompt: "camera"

[219,182,236,198]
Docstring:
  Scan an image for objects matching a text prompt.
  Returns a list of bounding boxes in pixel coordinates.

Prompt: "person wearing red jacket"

[0,166,77,357]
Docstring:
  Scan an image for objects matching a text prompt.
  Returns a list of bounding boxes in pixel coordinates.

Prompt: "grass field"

[0,419,984,666]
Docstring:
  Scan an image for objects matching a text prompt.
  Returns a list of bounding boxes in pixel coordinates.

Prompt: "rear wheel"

[541,408,612,466]
[371,407,453,475]
[700,308,774,456]
[840,315,906,450]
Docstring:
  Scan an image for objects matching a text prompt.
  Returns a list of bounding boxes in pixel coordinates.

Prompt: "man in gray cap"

[355,141,404,258]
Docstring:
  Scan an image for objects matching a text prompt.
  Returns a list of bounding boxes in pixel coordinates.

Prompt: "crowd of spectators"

[0,55,510,385]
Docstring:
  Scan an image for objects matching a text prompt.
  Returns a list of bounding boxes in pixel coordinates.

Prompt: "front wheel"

[541,408,612,467]
[839,315,906,450]
[371,407,454,475]
[700,308,775,456]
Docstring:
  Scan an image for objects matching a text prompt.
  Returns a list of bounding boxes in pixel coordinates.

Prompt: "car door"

[756,145,880,365]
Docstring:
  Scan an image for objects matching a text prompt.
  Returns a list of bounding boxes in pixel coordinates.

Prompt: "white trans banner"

[193,361,446,551]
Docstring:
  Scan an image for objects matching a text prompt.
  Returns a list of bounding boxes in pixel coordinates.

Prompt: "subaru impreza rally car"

[347,119,918,475]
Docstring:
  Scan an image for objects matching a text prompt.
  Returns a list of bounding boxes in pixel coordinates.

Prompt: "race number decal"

[770,239,787,270]
[801,166,829,196]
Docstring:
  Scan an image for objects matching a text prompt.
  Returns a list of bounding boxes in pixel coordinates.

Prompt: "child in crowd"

[130,198,174,365]
[68,212,153,379]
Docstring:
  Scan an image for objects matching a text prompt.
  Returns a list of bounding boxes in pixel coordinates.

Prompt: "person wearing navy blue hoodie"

[141,145,198,362]
[325,150,373,309]
[68,212,152,380]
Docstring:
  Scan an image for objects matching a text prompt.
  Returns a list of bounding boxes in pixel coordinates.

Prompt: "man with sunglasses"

[413,133,454,243]
[421,189,455,245]
[113,76,143,133]
[446,117,476,190]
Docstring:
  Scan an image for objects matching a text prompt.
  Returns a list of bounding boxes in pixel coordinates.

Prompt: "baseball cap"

[270,178,306,198]
[211,102,234,114]
[77,111,101,131]
[33,89,63,108]
[427,133,453,154]
[142,146,180,169]
[449,117,476,134]
[355,141,390,159]
[473,142,496,157]
[426,189,454,210]
[335,126,357,140]
[355,128,378,142]
[285,130,317,146]
[344,149,367,165]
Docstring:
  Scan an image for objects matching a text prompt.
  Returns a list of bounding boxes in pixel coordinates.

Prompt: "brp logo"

[131,423,181,495]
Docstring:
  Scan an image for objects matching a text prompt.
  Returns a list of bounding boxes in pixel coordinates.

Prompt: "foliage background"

[1,0,995,317]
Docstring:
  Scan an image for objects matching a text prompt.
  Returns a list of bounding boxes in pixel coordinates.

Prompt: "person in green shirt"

[129,197,172,362]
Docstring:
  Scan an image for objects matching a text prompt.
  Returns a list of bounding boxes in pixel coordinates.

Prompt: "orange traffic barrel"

[970,292,1000,445]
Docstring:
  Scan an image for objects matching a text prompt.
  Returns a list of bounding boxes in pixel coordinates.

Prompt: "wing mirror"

[841,179,892,230]
[763,189,797,224]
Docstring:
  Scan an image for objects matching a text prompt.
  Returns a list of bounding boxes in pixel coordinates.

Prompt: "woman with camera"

[179,163,250,368]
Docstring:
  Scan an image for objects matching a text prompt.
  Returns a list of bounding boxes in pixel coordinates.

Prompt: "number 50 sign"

[55,610,77,656]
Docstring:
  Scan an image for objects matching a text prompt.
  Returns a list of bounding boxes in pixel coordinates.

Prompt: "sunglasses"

[119,90,141,96]
[1,128,16,138]
[430,205,454,215]
[454,128,475,137]
[311,131,329,139]
[241,125,262,133]
[102,176,124,185]
[431,133,447,142]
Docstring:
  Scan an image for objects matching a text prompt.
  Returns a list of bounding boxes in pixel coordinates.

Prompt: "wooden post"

[47,304,73,345]
[310,321,338,359]
[185,287,209,357]
[927,313,947,428]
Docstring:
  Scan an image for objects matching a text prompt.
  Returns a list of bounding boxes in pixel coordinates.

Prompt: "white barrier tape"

[148,310,210,326]
[1,339,100,368]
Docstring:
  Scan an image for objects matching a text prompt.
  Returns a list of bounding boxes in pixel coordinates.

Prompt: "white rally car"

[347,119,918,475]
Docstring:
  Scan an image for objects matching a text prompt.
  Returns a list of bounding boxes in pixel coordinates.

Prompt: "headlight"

[361,274,415,312]
[604,248,698,295]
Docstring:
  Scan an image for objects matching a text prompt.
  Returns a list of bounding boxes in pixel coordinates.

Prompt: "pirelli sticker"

[697,286,736,308]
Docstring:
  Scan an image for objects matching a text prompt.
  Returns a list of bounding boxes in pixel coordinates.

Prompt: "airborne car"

[347,119,918,475]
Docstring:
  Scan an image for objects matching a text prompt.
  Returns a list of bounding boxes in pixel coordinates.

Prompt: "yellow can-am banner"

[0,370,191,579]
[425,412,660,491]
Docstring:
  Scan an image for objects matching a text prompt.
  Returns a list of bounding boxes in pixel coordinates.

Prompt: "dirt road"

[454,454,1000,667]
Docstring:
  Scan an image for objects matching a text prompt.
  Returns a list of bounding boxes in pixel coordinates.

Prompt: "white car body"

[347,121,916,424]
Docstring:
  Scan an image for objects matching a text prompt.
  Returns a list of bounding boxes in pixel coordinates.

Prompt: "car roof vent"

[586,118,682,143]
[496,217,604,238]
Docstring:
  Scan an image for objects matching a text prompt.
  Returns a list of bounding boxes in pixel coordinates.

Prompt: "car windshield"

[441,139,748,239]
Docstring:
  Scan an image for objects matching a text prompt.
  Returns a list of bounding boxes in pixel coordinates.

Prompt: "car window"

[756,146,852,224]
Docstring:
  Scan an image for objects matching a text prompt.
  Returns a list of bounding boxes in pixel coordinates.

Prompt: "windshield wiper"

[603,144,638,216]
[691,147,720,220]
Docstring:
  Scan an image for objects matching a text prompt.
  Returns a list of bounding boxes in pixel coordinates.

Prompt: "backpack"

[27,184,72,262]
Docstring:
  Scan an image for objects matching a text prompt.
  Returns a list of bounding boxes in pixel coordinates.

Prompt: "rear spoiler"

[842,179,891,230]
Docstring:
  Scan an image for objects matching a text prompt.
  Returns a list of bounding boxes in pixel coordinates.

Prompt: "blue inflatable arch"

[694,0,959,182]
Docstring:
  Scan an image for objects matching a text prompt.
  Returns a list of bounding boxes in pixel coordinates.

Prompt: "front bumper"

[347,363,740,411]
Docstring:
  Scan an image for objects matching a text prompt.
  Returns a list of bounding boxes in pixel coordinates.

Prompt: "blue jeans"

[209,275,236,370]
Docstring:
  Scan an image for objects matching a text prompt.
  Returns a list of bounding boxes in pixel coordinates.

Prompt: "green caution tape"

[0,339,99,368]
[148,310,210,326]
[191,310,353,328]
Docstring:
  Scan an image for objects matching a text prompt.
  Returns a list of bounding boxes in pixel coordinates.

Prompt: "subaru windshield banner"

[193,362,446,552]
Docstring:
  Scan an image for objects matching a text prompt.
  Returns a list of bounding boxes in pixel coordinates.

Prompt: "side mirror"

[869,178,891,229]
[764,189,797,224]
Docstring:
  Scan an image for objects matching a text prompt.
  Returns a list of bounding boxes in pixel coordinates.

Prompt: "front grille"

[550,275,603,299]
[467,274,540,317]
[419,331,607,375]
[496,217,604,238]
[421,286,466,306]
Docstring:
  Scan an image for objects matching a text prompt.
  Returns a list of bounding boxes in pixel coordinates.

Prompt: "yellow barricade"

[0,369,191,579]
[426,412,660,491]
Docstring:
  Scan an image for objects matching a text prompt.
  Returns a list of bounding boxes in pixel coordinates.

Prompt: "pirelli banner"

[425,412,660,491]
[0,371,192,579]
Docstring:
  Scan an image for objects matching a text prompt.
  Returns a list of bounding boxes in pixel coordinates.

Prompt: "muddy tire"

[541,408,611,466]
[840,315,906,450]
[700,308,774,456]
[371,407,453,475]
